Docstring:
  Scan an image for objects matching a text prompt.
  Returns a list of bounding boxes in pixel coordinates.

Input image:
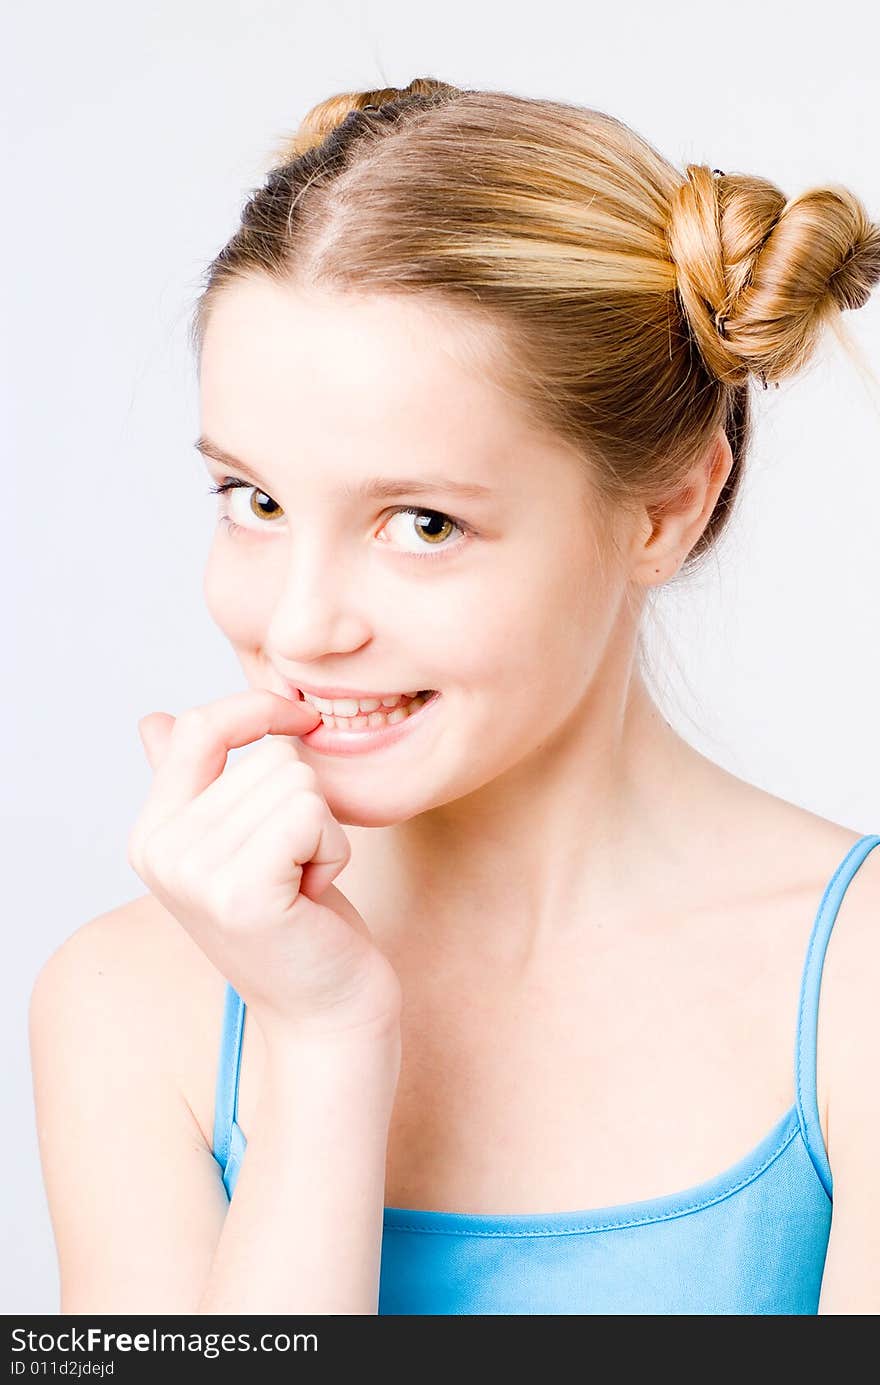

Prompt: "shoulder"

[31,891,229,1144]
[32,890,225,1022]
[762,809,878,1149]
[29,896,231,1313]
[816,829,880,1163]
[811,827,880,1312]
[36,889,189,967]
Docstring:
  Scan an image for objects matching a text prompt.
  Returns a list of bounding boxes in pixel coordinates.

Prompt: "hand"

[127,690,403,1048]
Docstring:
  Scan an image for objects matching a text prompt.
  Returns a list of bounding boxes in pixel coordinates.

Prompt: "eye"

[378,506,468,557]
[208,478,283,536]
[208,479,472,558]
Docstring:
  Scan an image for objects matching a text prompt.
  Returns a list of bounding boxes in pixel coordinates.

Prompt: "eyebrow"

[194,436,496,502]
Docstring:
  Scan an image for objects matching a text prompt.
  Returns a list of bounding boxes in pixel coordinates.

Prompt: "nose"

[264,532,371,661]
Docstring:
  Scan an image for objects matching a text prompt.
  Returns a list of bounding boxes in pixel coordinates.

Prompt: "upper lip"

[282,679,427,700]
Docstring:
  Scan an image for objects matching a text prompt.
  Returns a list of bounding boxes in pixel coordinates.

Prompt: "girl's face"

[199,278,639,827]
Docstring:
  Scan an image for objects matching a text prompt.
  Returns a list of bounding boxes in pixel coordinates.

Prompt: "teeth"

[301,691,418,716]
[316,692,432,731]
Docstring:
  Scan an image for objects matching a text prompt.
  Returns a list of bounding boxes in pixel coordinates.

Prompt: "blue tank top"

[211,831,880,1314]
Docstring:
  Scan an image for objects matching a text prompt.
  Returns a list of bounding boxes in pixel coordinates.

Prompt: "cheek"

[458,547,619,723]
[462,549,607,679]
[202,547,267,644]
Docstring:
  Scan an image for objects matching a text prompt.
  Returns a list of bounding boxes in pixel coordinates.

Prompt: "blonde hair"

[191,78,880,581]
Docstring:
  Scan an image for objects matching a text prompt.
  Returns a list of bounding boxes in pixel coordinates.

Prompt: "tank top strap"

[212,981,246,1172]
[210,839,880,1195]
[795,832,880,1197]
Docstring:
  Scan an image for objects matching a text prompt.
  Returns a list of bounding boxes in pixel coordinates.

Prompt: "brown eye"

[209,479,284,532]
[248,489,283,521]
[413,512,455,544]
[381,507,465,556]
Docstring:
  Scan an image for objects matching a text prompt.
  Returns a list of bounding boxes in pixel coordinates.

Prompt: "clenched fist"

[127,690,403,1048]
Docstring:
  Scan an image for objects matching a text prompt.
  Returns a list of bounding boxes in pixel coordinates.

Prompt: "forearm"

[197,1024,402,1315]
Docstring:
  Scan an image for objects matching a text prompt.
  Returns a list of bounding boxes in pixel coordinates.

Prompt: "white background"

[4,0,879,1313]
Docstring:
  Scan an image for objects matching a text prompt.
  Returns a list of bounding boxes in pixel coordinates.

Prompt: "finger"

[176,733,319,838]
[296,807,352,903]
[139,689,322,832]
[138,713,176,769]
[222,791,351,906]
[179,753,323,864]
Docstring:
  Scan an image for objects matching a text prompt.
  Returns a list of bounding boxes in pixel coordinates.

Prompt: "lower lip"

[294,691,442,756]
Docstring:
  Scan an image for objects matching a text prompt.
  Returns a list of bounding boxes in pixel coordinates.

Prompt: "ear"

[636,428,733,583]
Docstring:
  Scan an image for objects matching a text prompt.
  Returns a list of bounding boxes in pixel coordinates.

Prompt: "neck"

[343,664,724,972]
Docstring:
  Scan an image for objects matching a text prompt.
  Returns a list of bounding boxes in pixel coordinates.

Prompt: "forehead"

[198,279,579,496]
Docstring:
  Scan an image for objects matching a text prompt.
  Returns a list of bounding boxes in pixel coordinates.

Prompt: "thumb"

[137,712,177,771]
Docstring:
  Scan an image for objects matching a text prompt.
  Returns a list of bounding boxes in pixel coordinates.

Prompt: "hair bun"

[669,166,880,388]
[827,225,880,312]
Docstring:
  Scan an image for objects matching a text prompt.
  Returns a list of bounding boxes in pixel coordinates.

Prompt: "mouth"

[289,687,442,756]
[291,686,434,723]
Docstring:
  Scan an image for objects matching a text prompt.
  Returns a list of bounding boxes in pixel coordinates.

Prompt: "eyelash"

[206,478,474,559]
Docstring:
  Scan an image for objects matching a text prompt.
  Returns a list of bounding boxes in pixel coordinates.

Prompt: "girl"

[31,79,880,1315]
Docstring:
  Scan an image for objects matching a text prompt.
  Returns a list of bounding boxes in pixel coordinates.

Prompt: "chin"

[327,796,428,829]
[311,770,454,828]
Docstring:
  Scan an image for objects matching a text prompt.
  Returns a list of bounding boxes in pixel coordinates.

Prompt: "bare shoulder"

[750,796,880,1172]
[810,821,880,1154]
[29,894,232,1312]
[731,794,880,1314]
[42,888,212,966]
[730,785,876,1025]
[32,890,230,1150]
[803,819,880,1312]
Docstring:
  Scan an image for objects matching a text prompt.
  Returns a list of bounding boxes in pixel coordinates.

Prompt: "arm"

[29,908,229,1314]
[197,1021,401,1315]
[29,902,401,1316]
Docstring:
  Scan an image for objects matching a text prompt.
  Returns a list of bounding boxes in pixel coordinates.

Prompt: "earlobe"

[631,529,681,589]
[632,500,684,584]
